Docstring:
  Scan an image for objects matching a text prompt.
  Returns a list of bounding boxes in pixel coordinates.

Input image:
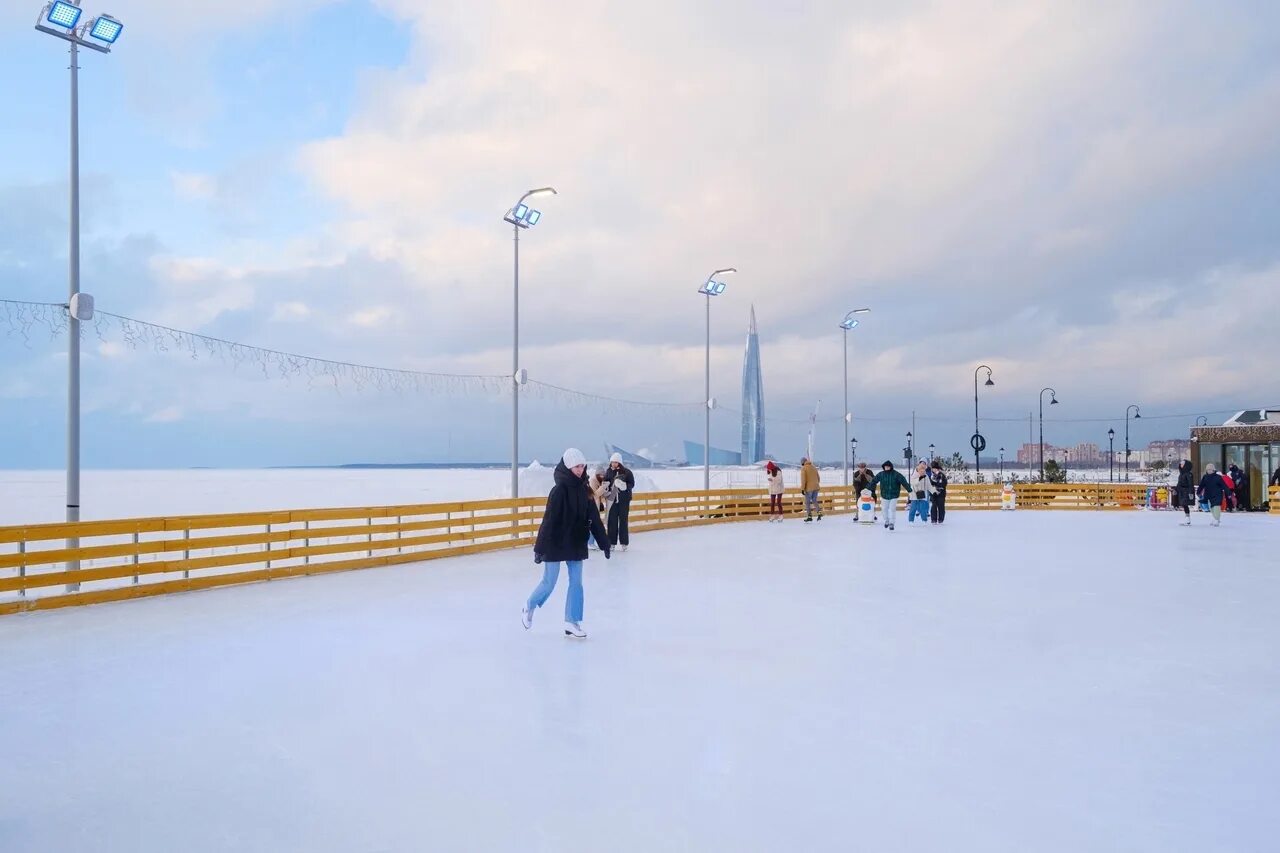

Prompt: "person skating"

[871,461,910,530]
[800,457,822,521]
[853,461,877,522]
[765,461,785,522]
[523,448,610,638]
[1174,459,1195,525]
[928,459,949,524]
[908,461,935,524]
[1197,463,1227,527]
[604,452,636,551]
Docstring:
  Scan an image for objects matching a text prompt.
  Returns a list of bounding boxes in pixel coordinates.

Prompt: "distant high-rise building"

[740,306,767,463]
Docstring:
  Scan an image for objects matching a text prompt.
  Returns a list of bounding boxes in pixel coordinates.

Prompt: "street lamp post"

[504,187,557,501]
[840,309,870,487]
[850,438,857,472]
[699,269,736,491]
[1125,404,1141,482]
[1108,428,1115,483]
[928,443,935,463]
[999,447,1005,480]
[35,1,124,592]
[973,365,994,478]
[904,431,913,470]
[1039,387,1058,481]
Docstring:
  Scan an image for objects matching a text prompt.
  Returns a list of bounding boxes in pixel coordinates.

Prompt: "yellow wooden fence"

[1271,486,1280,515]
[0,483,1263,616]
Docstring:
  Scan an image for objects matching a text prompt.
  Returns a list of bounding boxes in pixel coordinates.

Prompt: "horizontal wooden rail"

[0,482,1269,616]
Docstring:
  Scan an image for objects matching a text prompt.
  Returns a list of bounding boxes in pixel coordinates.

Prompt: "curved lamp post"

[1039,387,1058,480]
[1125,405,1141,482]
[974,365,994,477]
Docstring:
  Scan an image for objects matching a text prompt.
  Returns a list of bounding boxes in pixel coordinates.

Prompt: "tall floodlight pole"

[1125,404,1141,482]
[974,365,994,478]
[1039,387,1058,480]
[698,269,735,491]
[839,309,870,487]
[504,187,556,500]
[35,1,124,592]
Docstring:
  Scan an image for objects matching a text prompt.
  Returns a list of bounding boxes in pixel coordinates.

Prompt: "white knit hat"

[562,448,587,469]
[610,452,623,464]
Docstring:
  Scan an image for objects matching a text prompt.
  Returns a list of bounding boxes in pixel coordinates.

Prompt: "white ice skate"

[564,621,587,639]
[521,607,534,629]
[620,544,628,552]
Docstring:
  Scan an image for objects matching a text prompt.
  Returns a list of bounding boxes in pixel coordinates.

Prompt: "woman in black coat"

[522,448,610,638]
[1174,460,1195,525]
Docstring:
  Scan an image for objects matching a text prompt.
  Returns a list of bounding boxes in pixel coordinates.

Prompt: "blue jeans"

[527,561,584,623]
[908,498,929,522]
[804,491,820,515]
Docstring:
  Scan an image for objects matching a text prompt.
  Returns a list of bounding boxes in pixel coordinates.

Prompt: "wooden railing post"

[131,531,139,584]
[366,516,373,558]
[183,528,191,580]
[18,540,25,598]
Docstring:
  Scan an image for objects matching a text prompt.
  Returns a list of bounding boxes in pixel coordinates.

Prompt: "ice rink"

[2,510,1278,852]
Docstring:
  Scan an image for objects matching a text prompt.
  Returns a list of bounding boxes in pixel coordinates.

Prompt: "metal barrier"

[0,482,1266,616]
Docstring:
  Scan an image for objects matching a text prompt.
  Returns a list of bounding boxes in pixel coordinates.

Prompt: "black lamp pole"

[974,365,994,477]
[1039,387,1058,481]
[1108,428,1115,482]
[1125,405,1141,482]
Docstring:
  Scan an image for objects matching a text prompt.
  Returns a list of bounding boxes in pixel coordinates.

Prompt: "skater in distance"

[523,448,610,639]
[800,457,822,521]
[765,460,785,521]
[604,452,635,551]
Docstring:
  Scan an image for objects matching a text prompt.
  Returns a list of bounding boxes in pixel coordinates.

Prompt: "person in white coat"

[908,461,936,524]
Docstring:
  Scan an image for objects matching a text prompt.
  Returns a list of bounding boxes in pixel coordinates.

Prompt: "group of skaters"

[1173,460,1273,526]
[520,449,635,639]
[765,457,951,530]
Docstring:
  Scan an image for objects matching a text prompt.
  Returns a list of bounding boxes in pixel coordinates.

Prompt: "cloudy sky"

[2,0,1279,469]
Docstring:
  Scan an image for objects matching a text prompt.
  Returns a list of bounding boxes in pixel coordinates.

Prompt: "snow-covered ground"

[0,466,795,525]
[0,466,1167,526]
[2,511,1277,852]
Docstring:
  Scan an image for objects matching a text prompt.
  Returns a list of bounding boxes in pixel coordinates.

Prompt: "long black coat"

[1175,461,1195,506]
[534,461,610,563]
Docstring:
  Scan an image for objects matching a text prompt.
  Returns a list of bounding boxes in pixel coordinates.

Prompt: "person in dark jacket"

[523,448,610,638]
[929,459,949,524]
[1234,466,1251,512]
[1174,460,1195,525]
[871,461,911,531]
[604,452,636,550]
[1197,463,1227,527]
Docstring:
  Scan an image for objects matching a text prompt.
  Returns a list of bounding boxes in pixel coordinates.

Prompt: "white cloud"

[349,306,393,328]
[271,301,312,322]
[170,171,217,201]
[144,406,184,423]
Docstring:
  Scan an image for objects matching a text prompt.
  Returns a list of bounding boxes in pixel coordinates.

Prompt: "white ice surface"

[2,511,1278,852]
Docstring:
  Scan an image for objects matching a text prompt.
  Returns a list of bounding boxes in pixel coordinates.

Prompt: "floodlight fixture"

[88,14,121,43]
[47,1,82,28]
